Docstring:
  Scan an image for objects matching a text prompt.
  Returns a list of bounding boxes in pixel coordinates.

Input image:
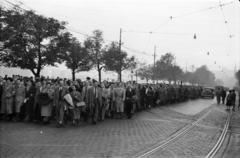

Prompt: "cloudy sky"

[2,0,240,74]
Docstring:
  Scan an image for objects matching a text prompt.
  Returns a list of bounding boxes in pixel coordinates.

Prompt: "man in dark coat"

[140,85,146,109]
[231,90,236,111]
[216,87,222,104]
[125,84,135,119]
[238,91,240,109]
[23,80,36,122]
[33,80,44,123]
[221,89,227,104]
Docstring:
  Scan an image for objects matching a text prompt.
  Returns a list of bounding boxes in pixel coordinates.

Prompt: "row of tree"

[0,6,136,82]
[137,53,218,86]
[1,6,221,86]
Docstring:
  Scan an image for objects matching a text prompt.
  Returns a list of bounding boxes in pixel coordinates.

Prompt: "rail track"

[136,108,232,158]
[205,111,232,158]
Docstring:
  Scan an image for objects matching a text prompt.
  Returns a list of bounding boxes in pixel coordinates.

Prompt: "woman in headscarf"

[1,78,15,121]
[41,82,54,124]
[70,85,82,125]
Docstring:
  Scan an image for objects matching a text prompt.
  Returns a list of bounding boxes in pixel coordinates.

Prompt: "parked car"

[201,87,214,99]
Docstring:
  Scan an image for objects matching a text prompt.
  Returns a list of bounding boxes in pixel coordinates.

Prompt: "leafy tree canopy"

[1,6,68,77]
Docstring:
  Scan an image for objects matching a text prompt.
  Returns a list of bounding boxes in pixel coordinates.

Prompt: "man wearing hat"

[83,79,102,124]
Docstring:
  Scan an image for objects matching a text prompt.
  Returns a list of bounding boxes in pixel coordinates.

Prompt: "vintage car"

[201,87,214,99]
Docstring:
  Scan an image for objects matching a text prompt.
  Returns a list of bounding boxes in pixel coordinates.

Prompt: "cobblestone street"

[0,99,239,158]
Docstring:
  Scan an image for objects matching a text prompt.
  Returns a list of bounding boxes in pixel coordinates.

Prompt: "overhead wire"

[144,33,152,53]
[3,0,145,58]
[122,30,234,37]
[11,1,239,24]
[122,45,151,56]
[3,0,238,62]
[152,18,172,32]
[9,0,238,39]
[123,44,152,56]
[218,1,231,37]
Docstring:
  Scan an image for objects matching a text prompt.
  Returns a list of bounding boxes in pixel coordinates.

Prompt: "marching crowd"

[0,75,238,128]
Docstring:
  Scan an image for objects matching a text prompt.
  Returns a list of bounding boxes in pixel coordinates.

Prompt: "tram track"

[205,111,232,158]
[134,107,232,158]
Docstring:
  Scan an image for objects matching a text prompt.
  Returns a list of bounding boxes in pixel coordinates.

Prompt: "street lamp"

[193,33,196,39]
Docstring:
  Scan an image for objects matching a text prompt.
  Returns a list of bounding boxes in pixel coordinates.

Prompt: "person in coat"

[100,83,109,121]
[221,89,227,104]
[23,80,36,122]
[125,84,135,119]
[140,84,146,109]
[33,80,45,123]
[82,80,93,122]
[53,80,69,128]
[13,79,25,122]
[69,85,82,125]
[231,90,236,111]
[226,90,232,110]
[146,86,154,109]
[0,76,5,120]
[92,81,102,124]
[1,78,15,121]
[216,87,222,104]
[135,84,141,111]
[41,82,54,124]
[114,82,125,119]
[108,83,115,118]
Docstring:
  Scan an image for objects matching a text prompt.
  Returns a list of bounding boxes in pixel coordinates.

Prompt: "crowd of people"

[0,75,238,128]
[215,87,239,111]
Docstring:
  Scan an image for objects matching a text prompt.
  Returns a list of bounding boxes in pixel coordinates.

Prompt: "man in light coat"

[14,79,25,122]
[53,80,69,128]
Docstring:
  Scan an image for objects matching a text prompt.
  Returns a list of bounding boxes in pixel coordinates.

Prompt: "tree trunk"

[98,69,101,83]
[36,67,41,77]
[35,71,40,78]
[30,69,40,77]
[119,71,122,82]
[72,69,75,81]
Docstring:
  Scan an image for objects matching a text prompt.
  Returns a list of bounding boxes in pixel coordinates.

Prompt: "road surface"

[0,98,239,158]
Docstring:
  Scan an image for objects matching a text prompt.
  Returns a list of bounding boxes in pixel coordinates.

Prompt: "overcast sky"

[2,0,240,73]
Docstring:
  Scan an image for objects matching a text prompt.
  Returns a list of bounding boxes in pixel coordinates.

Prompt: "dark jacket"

[125,89,136,103]
[221,90,226,98]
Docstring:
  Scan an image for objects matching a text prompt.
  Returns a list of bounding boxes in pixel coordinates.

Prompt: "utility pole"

[153,45,157,84]
[118,28,122,82]
[119,28,122,53]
